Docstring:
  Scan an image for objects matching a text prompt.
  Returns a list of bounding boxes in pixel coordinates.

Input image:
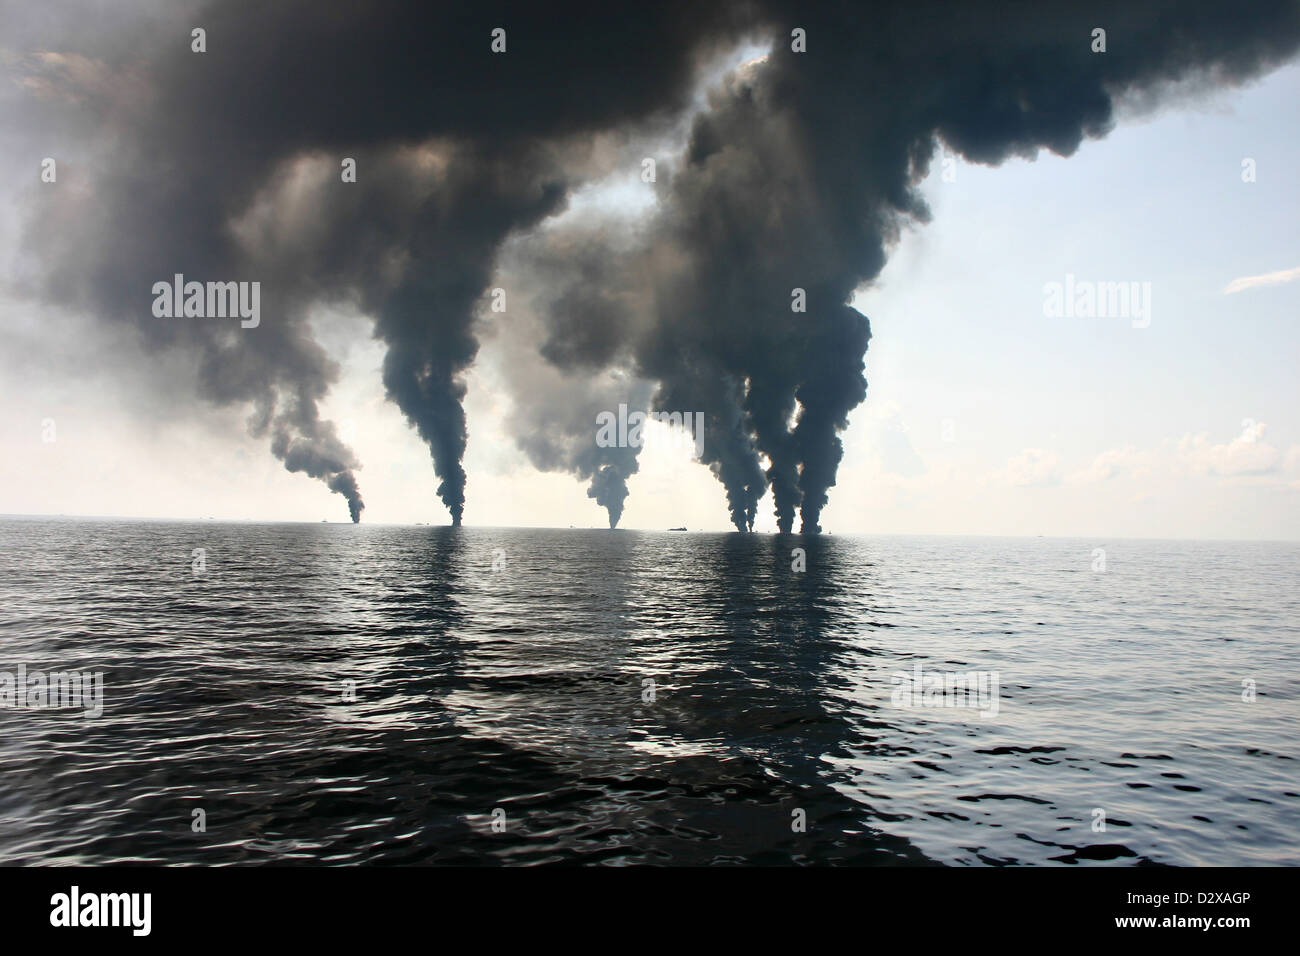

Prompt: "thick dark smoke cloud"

[6,0,734,522]
[5,1,1299,527]
[514,0,1300,531]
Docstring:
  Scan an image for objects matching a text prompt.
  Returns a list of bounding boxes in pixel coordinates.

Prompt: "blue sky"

[827,62,1300,538]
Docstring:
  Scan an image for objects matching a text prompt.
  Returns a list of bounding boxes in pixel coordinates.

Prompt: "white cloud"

[1223,264,1300,295]
[1176,425,1281,477]
[1066,444,1151,484]
[990,448,1061,487]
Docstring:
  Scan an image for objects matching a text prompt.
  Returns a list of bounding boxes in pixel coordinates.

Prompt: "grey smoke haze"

[4,1,1299,528]
[493,228,658,529]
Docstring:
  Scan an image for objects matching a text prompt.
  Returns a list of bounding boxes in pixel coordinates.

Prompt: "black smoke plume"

[5,1,1299,528]
[513,0,1300,532]
[4,0,733,523]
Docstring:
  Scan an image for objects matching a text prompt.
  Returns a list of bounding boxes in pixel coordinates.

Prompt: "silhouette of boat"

[668,526,687,531]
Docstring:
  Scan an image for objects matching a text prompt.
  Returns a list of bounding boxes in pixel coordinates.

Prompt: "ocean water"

[0,517,1296,866]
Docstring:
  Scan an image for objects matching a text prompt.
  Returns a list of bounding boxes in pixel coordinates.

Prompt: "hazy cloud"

[1224,264,1300,294]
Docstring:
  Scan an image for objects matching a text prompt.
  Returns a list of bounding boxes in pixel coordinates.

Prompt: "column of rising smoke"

[8,0,736,524]
[10,1,1300,529]
[523,0,1300,534]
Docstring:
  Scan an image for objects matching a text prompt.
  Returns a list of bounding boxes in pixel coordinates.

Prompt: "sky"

[1,8,1298,539]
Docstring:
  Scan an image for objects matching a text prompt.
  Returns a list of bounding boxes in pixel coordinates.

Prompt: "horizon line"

[2,512,1297,545]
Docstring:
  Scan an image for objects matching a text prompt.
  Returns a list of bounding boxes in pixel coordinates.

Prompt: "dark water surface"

[0,518,1296,865]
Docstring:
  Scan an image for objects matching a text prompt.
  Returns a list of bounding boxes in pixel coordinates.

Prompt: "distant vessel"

[668,526,687,531]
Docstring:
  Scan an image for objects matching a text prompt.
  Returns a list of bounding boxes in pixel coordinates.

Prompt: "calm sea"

[0,517,1296,865]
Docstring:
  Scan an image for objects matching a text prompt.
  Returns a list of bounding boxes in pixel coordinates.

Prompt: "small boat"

[668,526,687,531]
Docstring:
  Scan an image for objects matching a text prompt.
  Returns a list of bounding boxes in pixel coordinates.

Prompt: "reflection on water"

[0,519,1296,865]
